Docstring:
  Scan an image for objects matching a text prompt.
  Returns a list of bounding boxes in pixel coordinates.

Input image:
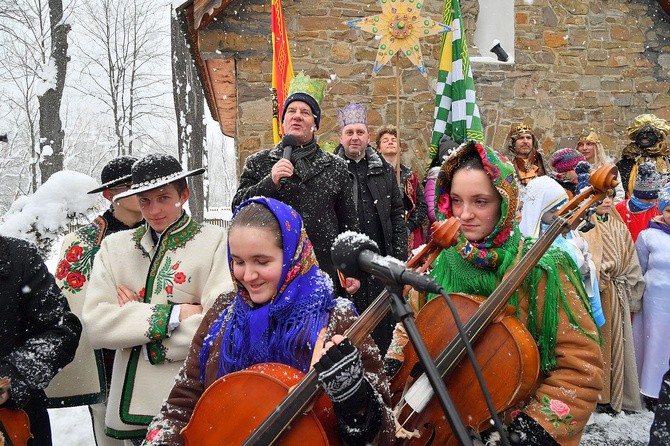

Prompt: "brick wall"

[206,0,670,175]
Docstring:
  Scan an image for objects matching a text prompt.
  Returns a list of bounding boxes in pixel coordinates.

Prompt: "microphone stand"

[386,283,473,446]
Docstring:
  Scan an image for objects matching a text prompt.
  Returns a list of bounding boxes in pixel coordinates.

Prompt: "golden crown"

[337,101,368,128]
[286,72,326,106]
[579,128,600,143]
[626,113,670,139]
[509,123,534,137]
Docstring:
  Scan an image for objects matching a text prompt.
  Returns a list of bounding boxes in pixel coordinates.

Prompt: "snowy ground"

[49,404,655,445]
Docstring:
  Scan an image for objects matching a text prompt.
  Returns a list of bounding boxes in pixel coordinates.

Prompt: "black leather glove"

[314,338,370,415]
[508,412,559,445]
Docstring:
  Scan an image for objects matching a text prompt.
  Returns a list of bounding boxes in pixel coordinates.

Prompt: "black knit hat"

[282,92,321,129]
[87,156,138,194]
[114,154,205,200]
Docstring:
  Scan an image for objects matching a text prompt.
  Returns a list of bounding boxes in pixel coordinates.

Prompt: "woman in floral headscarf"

[388,141,603,445]
[143,197,394,446]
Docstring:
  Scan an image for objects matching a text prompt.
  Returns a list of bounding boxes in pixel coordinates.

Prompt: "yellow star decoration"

[346,0,450,77]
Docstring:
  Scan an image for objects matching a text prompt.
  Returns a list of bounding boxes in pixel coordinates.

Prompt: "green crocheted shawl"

[428,227,599,372]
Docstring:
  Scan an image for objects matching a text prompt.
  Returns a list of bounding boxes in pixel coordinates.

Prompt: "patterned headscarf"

[435,141,518,269]
[199,197,336,381]
[430,143,597,371]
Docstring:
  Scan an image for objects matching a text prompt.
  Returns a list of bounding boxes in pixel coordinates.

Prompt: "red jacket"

[615,200,660,242]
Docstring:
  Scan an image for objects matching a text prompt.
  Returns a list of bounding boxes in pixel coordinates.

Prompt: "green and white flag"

[429,0,484,160]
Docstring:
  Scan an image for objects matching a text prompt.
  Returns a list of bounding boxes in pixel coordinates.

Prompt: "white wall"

[471,0,515,64]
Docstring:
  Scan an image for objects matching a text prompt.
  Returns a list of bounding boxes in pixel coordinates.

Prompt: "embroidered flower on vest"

[535,395,576,434]
[154,258,191,298]
[57,240,95,294]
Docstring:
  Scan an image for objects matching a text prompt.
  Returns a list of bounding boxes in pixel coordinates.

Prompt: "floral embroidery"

[65,271,86,289]
[65,245,84,262]
[145,304,172,364]
[145,304,171,342]
[57,241,94,294]
[56,260,70,280]
[146,428,161,442]
[174,272,186,284]
[538,395,575,434]
[147,340,168,365]
[154,258,191,298]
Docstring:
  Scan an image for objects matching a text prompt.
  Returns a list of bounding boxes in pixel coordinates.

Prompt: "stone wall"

[207,0,670,175]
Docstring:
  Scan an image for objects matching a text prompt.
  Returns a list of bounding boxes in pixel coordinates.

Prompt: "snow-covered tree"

[72,0,173,157]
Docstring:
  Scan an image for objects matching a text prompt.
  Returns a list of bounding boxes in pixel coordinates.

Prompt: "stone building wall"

[207,0,670,175]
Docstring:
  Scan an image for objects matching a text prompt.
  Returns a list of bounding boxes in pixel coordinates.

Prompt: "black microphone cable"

[435,286,512,446]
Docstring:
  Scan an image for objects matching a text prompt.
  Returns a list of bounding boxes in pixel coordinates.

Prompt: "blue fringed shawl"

[199,197,336,382]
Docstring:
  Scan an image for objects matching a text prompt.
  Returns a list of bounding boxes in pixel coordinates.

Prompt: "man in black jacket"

[0,235,81,445]
[232,73,360,290]
[334,101,407,354]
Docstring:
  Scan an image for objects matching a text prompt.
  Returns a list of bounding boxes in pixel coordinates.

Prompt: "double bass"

[390,164,618,445]
[180,220,462,445]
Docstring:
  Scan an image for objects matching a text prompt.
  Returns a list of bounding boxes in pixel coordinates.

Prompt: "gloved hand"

[477,412,559,446]
[384,357,403,377]
[314,338,370,415]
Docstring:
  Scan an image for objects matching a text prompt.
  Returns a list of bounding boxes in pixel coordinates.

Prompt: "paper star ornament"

[346,0,450,76]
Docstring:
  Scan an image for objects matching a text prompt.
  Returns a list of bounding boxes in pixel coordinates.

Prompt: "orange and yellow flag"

[271,0,294,144]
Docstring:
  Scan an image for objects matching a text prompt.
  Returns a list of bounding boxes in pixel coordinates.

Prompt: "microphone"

[280,134,297,188]
[331,232,442,294]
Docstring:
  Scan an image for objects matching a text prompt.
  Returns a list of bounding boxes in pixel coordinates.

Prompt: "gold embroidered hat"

[282,72,327,129]
[337,101,368,128]
[626,114,670,139]
[578,128,600,143]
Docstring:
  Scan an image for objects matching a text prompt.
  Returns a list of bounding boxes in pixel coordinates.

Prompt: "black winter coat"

[0,236,81,443]
[335,145,407,261]
[232,141,360,281]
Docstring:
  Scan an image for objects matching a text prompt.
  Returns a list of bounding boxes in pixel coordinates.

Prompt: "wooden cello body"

[0,377,32,446]
[181,363,339,446]
[390,164,619,445]
[390,295,540,446]
[0,408,32,446]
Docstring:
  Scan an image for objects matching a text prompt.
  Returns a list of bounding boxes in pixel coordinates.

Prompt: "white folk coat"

[82,213,232,440]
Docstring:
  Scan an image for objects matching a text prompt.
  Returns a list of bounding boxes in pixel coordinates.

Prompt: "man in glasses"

[46,156,143,446]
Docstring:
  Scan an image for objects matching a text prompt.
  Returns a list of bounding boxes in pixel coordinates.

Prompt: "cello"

[180,220,462,445]
[390,164,618,445]
[0,378,32,446]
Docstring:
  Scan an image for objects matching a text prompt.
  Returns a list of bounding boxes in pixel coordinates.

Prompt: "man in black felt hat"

[81,154,232,444]
[46,155,144,446]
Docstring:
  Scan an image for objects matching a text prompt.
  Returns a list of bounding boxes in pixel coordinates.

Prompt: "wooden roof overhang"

[176,0,237,138]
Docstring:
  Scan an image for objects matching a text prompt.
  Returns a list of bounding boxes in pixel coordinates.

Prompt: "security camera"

[490,40,509,62]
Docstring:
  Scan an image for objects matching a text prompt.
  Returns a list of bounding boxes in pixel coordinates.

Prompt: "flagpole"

[394,52,401,183]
